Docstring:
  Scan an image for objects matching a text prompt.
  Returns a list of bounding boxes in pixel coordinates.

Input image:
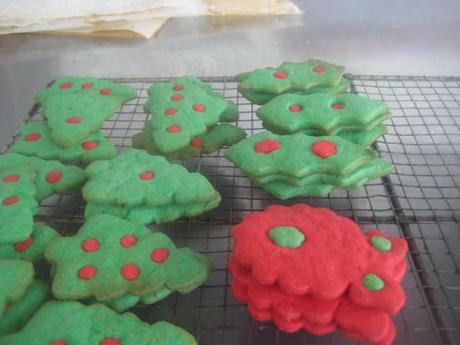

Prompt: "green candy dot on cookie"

[362,273,385,291]
[268,226,305,248]
[371,236,392,252]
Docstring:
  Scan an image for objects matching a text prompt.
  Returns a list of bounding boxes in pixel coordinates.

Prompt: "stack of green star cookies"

[225,132,394,199]
[236,59,350,105]
[10,76,137,164]
[133,76,246,160]
[256,93,391,146]
[83,149,222,224]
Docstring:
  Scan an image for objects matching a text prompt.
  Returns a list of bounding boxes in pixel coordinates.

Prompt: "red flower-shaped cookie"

[231,204,408,313]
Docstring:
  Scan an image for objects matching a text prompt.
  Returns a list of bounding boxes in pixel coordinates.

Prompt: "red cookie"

[231,204,408,302]
[228,204,407,345]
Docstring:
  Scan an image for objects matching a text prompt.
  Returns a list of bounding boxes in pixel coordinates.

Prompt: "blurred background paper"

[0,0,301,39]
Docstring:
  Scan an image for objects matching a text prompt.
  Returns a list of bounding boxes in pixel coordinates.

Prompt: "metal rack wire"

[2,75,459,345]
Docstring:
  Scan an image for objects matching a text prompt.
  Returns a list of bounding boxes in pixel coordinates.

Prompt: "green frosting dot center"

[371,236,392,252]
[362,273,385,291]
[268,226,305,248]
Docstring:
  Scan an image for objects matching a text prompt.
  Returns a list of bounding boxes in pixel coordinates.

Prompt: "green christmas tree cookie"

[36,76,137,147]
[133,122,247,160]
[0,260,34,318]
[0,153,86,200]
[143,76,238,153]
[0,225,59,262]
[225,132,394,198]
[236,59,348,104]
[256,93,391,146]
[11,121,117,163]
[0,301,198,345]
[0,280,49,336]
[0,167,38,244]
[82,149,221,223]
[45,213,213,301]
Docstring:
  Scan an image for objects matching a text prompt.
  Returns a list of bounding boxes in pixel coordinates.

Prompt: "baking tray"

[2,75,459,345]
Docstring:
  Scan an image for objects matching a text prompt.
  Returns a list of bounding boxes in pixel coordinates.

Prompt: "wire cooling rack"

[2,75,459,345]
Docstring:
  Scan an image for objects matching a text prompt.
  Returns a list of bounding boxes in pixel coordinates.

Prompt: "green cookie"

[144,76,238,153]
[224,132,393,198]
[237,59,345,95]
[0,301,198,345]
[133,122,247,160]
[240,77,350,105]
[45,213,213,301]
[83,149,221,223]
[256,93,390,145]
[85,194,221,224]
[0,225,59,261]
[0,260,34,318]
[36,76,136,147]
[11,121,117,163]
[0,153,86,200]
[0,167,38,245]
[0,280,49,336]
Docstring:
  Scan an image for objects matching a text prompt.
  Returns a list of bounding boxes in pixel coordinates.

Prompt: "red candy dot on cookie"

[60,82,73,89]
[3,196,18,206]
[311,140,337,159]
[100,338,121,345]
[65,117,81,124]
[151,248,169,263]
[139,171,154,180]
[193,104,205,112]
[190,139,203,148]
[164,108,177,115]
[81,238,100,252]
[78,265,97,280]
[167,125,181,133]
[120,235,137,248]
[173,84,184,91]
[81,83,93,89]
[3,175,19,182]
[121,264,140,280]
[82,141,98,150]
[14,236,33,252]
[25,133,41,142]
[254,139,281,154]
[331,103,345,110]
[46,170,62,184]
[49,340,67,345]
[312,66,325,73]
[273,71,287,79]
[289,104,302,112]
[100,88,111,95]
[171,94,183,102]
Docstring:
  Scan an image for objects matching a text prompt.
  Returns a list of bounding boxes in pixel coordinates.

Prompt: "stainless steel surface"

[2,75,460,345]
[1,0,460,147]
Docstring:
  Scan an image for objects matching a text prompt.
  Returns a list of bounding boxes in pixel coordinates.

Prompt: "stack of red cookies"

[229,204,408,345]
